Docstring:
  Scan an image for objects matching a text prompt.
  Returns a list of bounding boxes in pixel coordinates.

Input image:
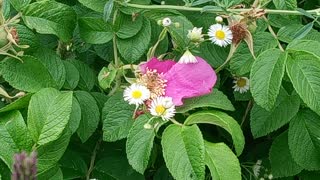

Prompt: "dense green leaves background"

[0,0,320,179]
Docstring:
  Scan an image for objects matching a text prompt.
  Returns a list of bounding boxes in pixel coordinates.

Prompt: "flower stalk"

[117,2,320,16]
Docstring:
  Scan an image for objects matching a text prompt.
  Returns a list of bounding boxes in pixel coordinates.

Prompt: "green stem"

[86,137,102,180]
[263,16,284,52]
[119,2,320,15]
[170,118,183,126]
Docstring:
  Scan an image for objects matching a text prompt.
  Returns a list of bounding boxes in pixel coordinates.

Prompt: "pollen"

[155,105,166,115]
[237,78,247,87]
[137,68,167,99]
[132,90,142,99]
[215,30,226,40]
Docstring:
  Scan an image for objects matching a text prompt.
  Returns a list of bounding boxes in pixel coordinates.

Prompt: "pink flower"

[139,57,217,106]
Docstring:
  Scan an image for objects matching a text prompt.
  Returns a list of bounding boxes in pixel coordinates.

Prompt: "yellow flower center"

[132,90,142,99]
[155,105,166,115]
[237,78,247,87]
[215,30,226,40]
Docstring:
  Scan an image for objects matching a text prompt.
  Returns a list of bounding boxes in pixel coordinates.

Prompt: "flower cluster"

[11,151,37,180]
[124,56,217,127]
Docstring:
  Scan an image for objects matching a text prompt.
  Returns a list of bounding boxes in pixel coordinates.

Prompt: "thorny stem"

[86,137,102,180]
[241,100,253,127]
[263,16,285,52]
[119,2,320,16]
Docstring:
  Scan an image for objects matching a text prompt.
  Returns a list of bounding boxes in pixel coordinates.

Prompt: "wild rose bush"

[0,0,320,179]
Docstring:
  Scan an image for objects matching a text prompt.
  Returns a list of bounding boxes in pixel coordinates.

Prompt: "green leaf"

[103,0,114,22]
[14,24,40,52]
[102,91,135,142]
[9,0,31,11]
[273,0,297,10]
[0,94,32,113]
[250,49,287,110]
[126,115,155,174]
[230,32,278,75]
[277,24,320,43]
[37,166,63,180]
[269,131,302,178]
[288,109,320,170]
[37,130,71,173]
[250,88,300,138]
[204,141,241,180]
[117,17,151,63]
[286,51,320,116]
[78,0,108,13]
[98,66,117,90]
[70,60,96,91]
[296,8,315,19]
[115,12,143,39]
[184,110,245,156]
[78,17,113,44]
[162,124,205,180]
[68,97,81,134]
[33,49,66,89]
[287,40,320,57]
[28,89,73,145]
[92,154,144,180]
[74,91,100,143]
[28,88,60,142]
[59,150,87,179]
[193,42,229,68]
[62,61,80,90]
[176,89,234,113]
[0,113,21,171]
[22,0,77,41]
[293,22,314,40]
[0,56,57,92]
[3,111,33,151]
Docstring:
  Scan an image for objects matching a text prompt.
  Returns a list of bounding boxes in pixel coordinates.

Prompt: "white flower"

[215,16,223,23]
[208,24,233,47]
[149,96,175,121]
[178,50,197,64]
[162,17,172,27]
[123,84,151,105]
[233,77,250,94]
[187,27,204,42]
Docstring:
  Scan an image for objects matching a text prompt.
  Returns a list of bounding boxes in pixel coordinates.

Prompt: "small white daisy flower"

[123,84,151,105]
[178,49,197,64]
[162,17,172,27]
[233,77,250,94]
[208,24,233,47]
[149,96,175,121]
[187,27,204,43]
[215,16,223,23]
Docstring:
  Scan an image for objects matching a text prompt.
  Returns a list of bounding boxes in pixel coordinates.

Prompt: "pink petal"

[164,56,217,106]
[140,57,176,74]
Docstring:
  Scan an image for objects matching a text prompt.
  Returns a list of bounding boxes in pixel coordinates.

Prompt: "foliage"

[0,0,320,179]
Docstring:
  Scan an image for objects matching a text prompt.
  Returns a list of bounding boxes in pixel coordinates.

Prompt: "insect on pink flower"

[139,56,217,106]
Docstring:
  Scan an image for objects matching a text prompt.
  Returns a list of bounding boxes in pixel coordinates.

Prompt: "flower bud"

[215,16,223,23]
[161,1,165,5]
[0,27,9,47]
[12,151,37,180]
[187,27,204,43]
[162,17,172,27]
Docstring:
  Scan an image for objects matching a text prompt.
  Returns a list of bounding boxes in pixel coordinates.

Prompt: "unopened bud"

[215,16,223,23]
[162,17,172,27]
[161,1,165,5]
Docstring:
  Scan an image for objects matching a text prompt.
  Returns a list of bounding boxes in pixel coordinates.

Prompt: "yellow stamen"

[237,78,247,87]
[132,90,142,99]
[215,30,226,40]
[155,105,166,115]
